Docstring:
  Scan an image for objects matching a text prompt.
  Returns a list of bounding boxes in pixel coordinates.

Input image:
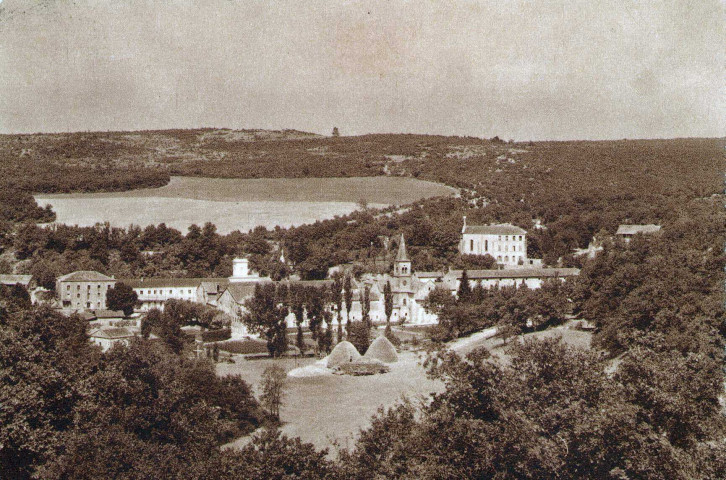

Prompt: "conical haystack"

[363,336,398,363]
[326,341,361,368]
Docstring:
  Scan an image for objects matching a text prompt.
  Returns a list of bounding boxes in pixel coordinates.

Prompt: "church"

[346,234,438,325]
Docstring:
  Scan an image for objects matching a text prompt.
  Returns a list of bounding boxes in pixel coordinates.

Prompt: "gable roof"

[0,274,33,287]
[448,268,579,280]
[120,277,229,289]
[222,282,267,303]
[89,327,135,339]
[616,224,662,235]
[463,223,527,235]
[57,271,115,283]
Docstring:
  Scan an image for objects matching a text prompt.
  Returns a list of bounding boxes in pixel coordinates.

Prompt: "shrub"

[202,328,232,343]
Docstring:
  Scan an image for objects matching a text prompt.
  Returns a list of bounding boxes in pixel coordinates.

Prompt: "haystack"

[326,341,361,368]
[363,336,398,363]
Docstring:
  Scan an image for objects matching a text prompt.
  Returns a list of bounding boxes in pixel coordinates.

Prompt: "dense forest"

[1,193,724,477]
[1,131,722,280]
[0,130,724,477]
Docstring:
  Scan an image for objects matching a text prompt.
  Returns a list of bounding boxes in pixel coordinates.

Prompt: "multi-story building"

[459,218,528,267]
[56,271,116,310]
[121,277,228,311]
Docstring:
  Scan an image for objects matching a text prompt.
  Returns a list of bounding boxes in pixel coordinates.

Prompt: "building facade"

[121,277,228,311]
[56,271,116,310]
[459,218,528,267]
[446,267,580,291]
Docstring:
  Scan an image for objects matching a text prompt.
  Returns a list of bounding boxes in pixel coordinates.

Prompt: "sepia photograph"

[0,1,724,478]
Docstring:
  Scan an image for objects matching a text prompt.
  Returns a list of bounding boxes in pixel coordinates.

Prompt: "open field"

[35,176,454,233]
[218,351,443,452]
[219,324,593,452]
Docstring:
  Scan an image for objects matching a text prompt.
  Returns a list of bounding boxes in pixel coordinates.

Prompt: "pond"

[35,176,455,234]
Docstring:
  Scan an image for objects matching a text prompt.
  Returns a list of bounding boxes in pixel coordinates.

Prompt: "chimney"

[462,215,467,234]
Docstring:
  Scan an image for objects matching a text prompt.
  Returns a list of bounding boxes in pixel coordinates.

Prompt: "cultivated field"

[35,176,455,233]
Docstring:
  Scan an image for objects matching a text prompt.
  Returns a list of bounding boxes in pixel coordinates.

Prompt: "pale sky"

[0,0,724,140]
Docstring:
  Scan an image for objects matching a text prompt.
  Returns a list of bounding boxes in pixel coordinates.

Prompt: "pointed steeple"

[395,234,409,262]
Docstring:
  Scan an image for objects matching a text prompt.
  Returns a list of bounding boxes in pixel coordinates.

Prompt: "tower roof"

[395,234,409,262]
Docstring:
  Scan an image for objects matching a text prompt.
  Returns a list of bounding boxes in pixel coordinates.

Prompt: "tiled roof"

[416,271,444,278]
[616,224,661,235]
[57,271,115,283]
[463,223,527,235]
[93,309,126,319]
[89,327,135,339]
[120,277,229,289]
[0,274,32,287]
[223,282,268,303]
[449,268,579,279]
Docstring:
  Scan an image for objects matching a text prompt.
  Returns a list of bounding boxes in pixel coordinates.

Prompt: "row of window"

[138,289,194,295]
[67,284,105,290]
[496,255,523,263]
[468,240,523,253]
[497,235,524,242]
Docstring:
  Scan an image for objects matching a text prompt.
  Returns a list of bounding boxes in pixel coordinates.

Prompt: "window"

[470,239,474,251]
[498,235,502,241]
[169,290,172,294]
[87,302,91,308]
[519,235,523,241]
[66,285,70,290]
[188,289,192,294]
[77,285,80,290]
[77,293,80,298]
[497,256,502,261]
[505,256,509,262]
[485,239,488,251]
[505,236,509,241]
[153,290,157,294]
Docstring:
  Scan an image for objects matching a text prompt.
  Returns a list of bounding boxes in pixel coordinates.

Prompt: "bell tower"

[394,234,411,278]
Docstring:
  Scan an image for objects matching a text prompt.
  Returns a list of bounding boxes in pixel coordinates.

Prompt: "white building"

[446,267,580,291]
[459,218,528,267]
[122,277,228,311]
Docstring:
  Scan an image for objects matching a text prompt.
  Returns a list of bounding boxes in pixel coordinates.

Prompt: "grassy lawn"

[219,322,592,452]
[218,350,443,452]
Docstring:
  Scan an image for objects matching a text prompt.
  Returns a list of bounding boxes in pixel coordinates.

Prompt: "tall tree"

[260,365,287,422]
[361,285,371,329]
[105,282,138,316]
[289,284,306,354]
[332,274,344,343]
[242,283,288,357]
[383,281,393,327]
[457,269,472,302]
[344,274,353,335]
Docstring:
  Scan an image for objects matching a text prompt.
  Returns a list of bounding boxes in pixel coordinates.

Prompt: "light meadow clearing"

[219,323,592,453]
[35,176,455,233]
